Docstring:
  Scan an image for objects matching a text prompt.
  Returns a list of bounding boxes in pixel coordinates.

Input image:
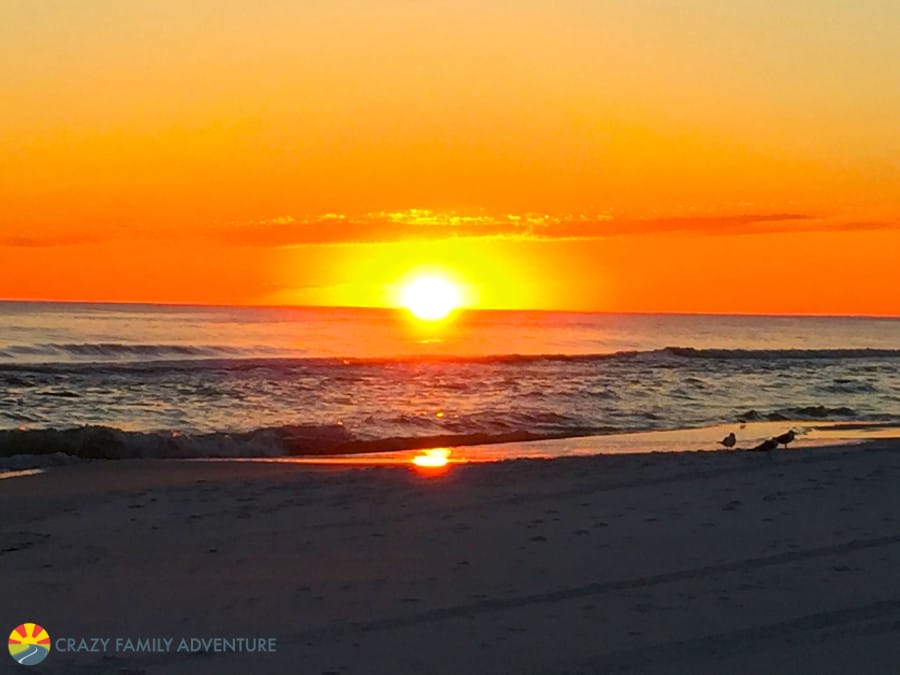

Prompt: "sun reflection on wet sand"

[410,448,455,475]
[213,446,472,473]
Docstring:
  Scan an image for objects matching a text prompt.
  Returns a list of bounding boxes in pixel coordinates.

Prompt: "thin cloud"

[0,232,108,247]
[211,211,888,246]
[2,212,894,248]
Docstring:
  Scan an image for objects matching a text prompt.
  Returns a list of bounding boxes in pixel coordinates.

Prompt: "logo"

[8,623,51,666]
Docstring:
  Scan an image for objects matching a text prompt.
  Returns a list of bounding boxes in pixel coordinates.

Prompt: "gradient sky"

[2,1,899,314]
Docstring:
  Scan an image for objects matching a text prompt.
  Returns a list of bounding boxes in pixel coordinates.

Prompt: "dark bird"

[720,432,736,449]
[753,438,779,452]
[774,430,796,448]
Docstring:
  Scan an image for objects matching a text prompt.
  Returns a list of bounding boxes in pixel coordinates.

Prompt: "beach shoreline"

[3,438,900,673]
[3,419,899,474]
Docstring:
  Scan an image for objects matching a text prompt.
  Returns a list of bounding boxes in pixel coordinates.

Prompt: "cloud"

[0,232,108,247]
[211,210,894,246]
[2,210,894,248]
[212,213,529,247]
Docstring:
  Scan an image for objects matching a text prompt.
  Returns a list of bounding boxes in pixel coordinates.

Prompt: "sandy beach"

[3,439,900,674]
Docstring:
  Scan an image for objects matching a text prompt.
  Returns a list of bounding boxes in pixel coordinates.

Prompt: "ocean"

[1,301,899,462]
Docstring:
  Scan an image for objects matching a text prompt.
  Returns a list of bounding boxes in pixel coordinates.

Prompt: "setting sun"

[399,275,462,321]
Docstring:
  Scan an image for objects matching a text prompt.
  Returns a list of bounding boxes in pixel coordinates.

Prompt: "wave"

[738,406,861,422]
[0,424,350,460]
[476,347,900,364]
[0,343,284,361]
[0,424,591,463]
[2,342,900,369]
[816,379,878,394]
[660,347,900,361]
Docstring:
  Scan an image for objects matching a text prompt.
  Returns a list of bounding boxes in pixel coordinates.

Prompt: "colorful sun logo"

[8,623,51,666]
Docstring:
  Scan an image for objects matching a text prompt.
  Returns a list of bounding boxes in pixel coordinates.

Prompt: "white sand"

[2,440,900,674]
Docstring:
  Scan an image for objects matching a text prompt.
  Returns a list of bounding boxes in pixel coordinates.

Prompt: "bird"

[774,430,796,448]
[753,438,779,452]
[720,432,736,449]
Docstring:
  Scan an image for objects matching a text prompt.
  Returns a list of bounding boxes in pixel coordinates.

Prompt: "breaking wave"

[0,424,581,464]
[737,406,864,422]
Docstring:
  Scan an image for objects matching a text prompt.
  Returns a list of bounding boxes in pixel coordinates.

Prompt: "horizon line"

[0,297,897,321]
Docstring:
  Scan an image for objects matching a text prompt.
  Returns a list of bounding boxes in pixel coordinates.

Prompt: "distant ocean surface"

[1,301,899,461]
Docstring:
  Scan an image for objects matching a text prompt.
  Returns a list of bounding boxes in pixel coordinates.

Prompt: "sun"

[400,275,462,321]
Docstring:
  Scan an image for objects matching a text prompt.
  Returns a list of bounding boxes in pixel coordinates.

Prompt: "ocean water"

[1,301,899,460]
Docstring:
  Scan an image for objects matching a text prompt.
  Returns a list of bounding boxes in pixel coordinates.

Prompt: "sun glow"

[399,275,462,321]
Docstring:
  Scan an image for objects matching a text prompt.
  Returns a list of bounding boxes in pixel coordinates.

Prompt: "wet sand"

[2,440,900,674]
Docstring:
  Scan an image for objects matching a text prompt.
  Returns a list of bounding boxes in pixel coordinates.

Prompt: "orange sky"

[2,1,899,315]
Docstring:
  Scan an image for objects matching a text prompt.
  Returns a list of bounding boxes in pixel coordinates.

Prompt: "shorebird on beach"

[774,430,796,448]
[720,432,736,449]
[753,438,779,452]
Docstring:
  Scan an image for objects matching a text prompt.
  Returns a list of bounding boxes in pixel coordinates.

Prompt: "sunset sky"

[2,1,899,315]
